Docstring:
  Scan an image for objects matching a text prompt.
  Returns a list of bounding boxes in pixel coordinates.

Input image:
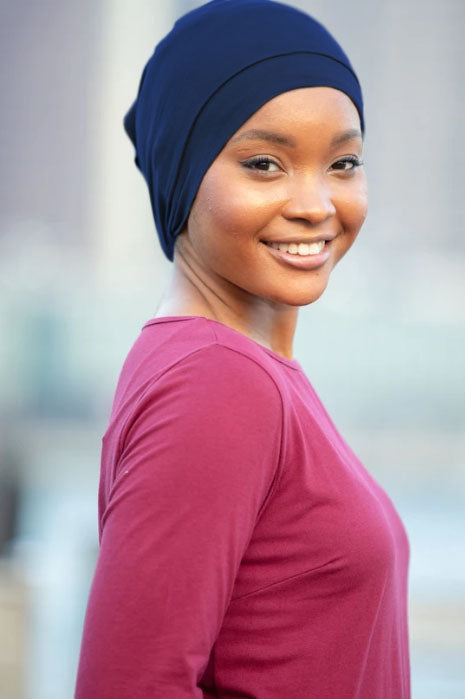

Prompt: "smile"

[261,239,331,270]
[263,240,325,256]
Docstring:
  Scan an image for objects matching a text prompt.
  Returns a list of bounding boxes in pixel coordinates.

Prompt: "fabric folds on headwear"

[124,0,365,261]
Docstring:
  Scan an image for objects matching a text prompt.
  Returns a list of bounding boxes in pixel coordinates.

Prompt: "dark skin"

[155,87,368,360]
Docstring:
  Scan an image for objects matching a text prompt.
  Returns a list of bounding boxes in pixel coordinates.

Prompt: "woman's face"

[179,86,368,308]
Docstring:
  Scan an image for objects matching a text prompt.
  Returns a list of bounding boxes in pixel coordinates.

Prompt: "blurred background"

[0,0,464,697]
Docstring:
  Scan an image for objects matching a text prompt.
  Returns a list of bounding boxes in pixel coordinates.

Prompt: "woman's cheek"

[352,174,369,228]
[210,188,279,240]
[339,179,368,235]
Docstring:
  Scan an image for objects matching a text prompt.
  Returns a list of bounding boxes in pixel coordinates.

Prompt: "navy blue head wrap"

[124,0,365,262]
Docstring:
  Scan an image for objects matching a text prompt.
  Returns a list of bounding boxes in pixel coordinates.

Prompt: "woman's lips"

[261,240,332,270]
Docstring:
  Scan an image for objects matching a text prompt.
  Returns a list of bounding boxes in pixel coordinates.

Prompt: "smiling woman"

[75,2,410,698]
[177,87,367,314]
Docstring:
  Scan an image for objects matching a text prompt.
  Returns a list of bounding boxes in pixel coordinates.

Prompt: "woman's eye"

[241,156,281,173]
[331,156,364,172]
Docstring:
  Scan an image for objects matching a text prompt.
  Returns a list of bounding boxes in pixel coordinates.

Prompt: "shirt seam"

[115,333,288,510]
[143,316,301,370]
[230,560,340,603]
[115,342,230,460]
[205,319,288,518]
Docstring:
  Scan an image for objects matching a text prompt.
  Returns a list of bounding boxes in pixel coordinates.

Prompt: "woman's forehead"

[230,88,362,143]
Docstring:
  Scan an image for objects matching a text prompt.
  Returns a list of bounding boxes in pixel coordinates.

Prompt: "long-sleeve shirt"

[75,315,411,698]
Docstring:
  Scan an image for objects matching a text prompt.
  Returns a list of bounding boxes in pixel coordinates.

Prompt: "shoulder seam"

[117,337,287,512]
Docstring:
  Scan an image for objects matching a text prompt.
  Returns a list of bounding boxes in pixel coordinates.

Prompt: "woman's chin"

[266,282,330,308]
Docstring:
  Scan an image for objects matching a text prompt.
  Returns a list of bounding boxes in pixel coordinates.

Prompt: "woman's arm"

[75,344,283,698]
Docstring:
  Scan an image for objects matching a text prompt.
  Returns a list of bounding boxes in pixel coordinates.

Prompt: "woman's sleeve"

[75,344,283,698]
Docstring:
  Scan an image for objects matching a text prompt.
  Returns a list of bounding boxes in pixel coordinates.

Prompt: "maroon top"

[75,316,411,698]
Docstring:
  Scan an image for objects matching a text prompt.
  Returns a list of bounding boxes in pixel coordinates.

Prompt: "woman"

[75,1,410,697]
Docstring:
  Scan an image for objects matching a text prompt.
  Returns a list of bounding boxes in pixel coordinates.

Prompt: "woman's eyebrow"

[330,128,363,147]
[230,129,297,147]
[230,127,363,148]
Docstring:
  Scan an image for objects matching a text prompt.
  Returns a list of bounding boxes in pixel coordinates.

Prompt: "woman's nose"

[281,175,336,225]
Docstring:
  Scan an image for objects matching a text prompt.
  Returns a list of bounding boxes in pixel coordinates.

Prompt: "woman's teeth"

[265,240,326,256]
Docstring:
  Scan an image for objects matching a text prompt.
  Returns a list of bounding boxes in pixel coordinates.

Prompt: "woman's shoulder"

[135,314,300,385]
[110,315,295,423]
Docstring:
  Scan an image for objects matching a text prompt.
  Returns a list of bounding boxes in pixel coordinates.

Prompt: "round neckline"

[142,315,302,370]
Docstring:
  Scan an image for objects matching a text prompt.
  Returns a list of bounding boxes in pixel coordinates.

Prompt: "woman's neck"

[154,260,299,361]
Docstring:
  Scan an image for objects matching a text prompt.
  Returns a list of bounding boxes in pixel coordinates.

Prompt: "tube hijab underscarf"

[124,0,365,262]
